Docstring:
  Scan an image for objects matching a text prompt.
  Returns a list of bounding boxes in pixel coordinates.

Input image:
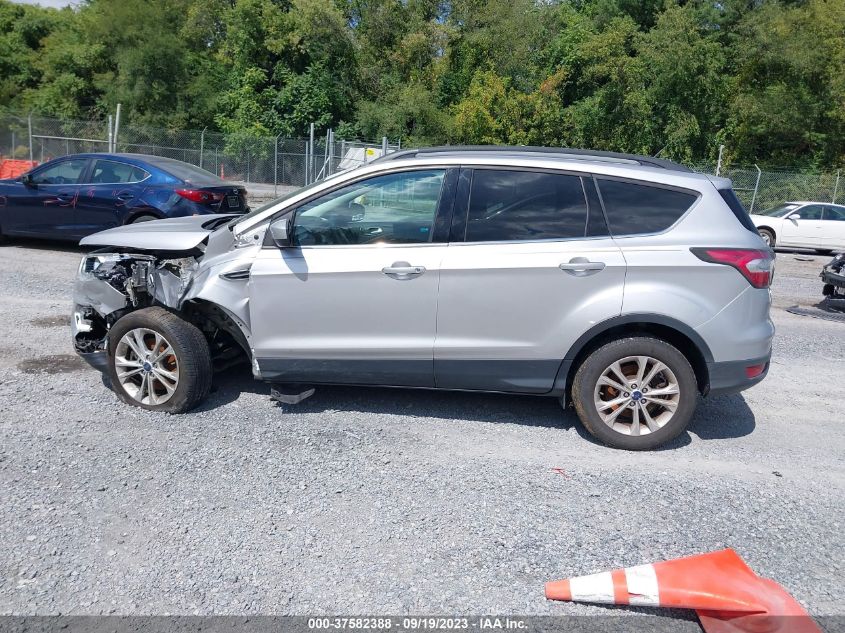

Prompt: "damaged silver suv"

[73,147,774,450]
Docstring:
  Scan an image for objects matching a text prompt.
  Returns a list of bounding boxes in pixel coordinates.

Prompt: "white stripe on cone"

[624,564,660,605]
[562,564,660,605]
[569,571,614,602]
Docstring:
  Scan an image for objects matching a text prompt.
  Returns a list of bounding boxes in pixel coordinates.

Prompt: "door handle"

[382,261,426,278]
[116,192,135,200]
[559,257,606,276]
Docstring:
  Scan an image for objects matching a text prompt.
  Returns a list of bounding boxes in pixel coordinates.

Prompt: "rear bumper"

[706,354,770,397]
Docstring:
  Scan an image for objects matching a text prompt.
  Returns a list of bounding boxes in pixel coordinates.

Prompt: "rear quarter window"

[597,179,698,236]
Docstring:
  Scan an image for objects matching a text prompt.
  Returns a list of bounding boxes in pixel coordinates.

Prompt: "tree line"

[1,0,843,167]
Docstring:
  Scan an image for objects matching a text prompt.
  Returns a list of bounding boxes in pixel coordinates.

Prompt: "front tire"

[758,228,775,247]
[571,337,698,450]
[107,307,212,413]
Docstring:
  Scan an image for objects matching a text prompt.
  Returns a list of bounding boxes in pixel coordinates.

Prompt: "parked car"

[71,146,774,450]
[749,201,845,253]
[0,153,248,242]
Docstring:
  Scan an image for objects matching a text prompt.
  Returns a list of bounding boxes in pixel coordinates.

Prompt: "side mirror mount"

[787,213,801,221]
[268,217,292,248]
[20,173,34,187]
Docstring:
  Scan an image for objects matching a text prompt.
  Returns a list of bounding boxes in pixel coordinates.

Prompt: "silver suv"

[72,147,774,450]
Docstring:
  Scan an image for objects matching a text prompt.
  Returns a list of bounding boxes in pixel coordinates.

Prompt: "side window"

[597,179,697,236]
[796,205,823,220]
[90,160,149,184]
[31,159,87,185]
[465,169,589,242]
[825,206,845,221]
[293,170,446,246]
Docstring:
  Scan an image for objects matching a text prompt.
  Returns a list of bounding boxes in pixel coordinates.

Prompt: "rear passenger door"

[434,168,626,393]
[75,159,152,234]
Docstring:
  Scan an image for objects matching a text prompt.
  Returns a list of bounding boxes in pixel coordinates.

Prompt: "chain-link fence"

[0,113,400,200]
[2,112,842,210]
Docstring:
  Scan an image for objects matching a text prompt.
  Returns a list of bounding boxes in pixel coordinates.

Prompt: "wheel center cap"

[142,361,153,373]
[631,390,643,401]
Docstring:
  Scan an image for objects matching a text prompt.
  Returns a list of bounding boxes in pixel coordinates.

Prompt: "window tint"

[31,158,87,185]
[148,157,224,185]
[597,179,697,236]
[91,159,149,184]
[718,188,757,233]
[825,206,845,221]
[466,170,589,242]
[294,170,445,246]
[796,205,823,220]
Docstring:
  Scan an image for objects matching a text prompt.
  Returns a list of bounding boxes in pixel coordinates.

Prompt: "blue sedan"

[0,153,248,241]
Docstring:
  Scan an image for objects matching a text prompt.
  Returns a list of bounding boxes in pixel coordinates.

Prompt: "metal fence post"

[113,103,121,152]
[108,115,113,153]
[716,144,725,177]
[28,113,33,162]
[274,132,283,196]
[309,123,315,184]
[381,136,388,157]
[834,170,841,204]
[749,164,762,213]
[199,128,206,168]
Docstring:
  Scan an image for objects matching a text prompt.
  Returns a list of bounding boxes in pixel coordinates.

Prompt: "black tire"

[758,228,775,248]
[571,337,698,450]
[816,249,834,256]
[130,214,159,224]
[107,307,212,413]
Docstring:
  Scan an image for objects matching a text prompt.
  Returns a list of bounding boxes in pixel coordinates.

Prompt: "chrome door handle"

[382,261,426,278]
[559,257,606,276]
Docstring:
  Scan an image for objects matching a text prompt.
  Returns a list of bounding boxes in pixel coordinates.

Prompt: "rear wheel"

[758,228,775,247]
[571,337,698,450]
[107,307,212,413]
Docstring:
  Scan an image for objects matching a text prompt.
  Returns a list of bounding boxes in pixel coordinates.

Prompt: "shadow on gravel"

[200,366,757,448]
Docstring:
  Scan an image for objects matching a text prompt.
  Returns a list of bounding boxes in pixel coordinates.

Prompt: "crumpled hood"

[79,214,232,250]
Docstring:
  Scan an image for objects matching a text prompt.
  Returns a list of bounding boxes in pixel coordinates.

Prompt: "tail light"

[175,189,223,204]
[691,248,774,289]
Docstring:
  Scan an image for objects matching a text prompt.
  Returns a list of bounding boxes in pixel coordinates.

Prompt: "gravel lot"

[0,240,842,620]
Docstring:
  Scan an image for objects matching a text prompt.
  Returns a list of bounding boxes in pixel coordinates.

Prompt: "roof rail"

[373,145,693,173]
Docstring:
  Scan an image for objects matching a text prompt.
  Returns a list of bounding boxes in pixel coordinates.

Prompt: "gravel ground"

[0,241,842,619]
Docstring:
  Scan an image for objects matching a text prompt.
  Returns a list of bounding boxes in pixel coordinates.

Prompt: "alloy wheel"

[593,355,680,436]
[114,327,179,406]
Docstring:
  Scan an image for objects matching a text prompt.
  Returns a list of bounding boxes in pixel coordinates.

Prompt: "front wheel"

[571,337,698,450]
[758,228,775,247]
[107,307,212,413]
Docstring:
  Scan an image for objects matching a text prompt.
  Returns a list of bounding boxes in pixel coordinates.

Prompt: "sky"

[9,0,78,7]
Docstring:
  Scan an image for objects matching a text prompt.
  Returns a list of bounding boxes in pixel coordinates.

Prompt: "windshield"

[756,203,800,217]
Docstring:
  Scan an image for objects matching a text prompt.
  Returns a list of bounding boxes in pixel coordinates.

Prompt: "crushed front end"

[72,252,200,369]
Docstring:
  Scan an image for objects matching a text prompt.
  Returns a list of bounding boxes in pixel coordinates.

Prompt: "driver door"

[5,157,89,236]
[249,168,456,387]
[778,204,824,247]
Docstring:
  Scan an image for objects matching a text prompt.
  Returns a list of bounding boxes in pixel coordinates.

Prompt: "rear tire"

[571,337,698,450]
[130,214,159,224]
[107,307,212,413]
[758,228,775,247]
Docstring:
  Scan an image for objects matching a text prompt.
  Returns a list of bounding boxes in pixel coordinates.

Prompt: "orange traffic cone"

[545,549,820,633]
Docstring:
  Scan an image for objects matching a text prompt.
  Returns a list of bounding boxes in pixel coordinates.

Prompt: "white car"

[750,201,845,253]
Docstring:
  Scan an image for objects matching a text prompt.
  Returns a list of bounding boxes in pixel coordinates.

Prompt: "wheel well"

[124,209,161,224]
[758,225,776,240]
[564,322,710,401]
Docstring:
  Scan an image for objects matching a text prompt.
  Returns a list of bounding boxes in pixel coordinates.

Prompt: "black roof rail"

[372,145,693,173]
